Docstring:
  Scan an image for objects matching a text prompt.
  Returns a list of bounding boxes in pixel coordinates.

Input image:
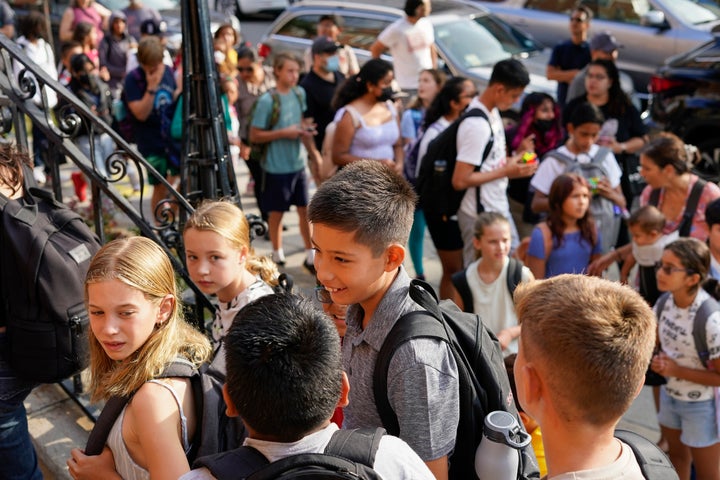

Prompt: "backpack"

[0,164,101,383]
[416,109,495,219]
[193,427,385,480]
[85,353,246,462]
[117,68,142,143]
[614,429,678,480]
[402,108,424,185]
[451,257,524,313]
[373,279,539,480]
[549,147,620,253]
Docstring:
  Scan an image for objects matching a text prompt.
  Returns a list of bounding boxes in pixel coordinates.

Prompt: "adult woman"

[331,59,403,174]
[235,46,275,220]
[419,76,476,298]
[588,133,720,275]
[563,59,648,207]
[59,0,110,44]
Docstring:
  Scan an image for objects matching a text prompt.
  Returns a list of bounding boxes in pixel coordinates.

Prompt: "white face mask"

[632,230,679,266]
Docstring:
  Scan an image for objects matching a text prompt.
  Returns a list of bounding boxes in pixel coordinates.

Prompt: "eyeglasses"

[654,263,694,275]
[315,286,333,304]
[237,66,254,73]
[570,16,587,23]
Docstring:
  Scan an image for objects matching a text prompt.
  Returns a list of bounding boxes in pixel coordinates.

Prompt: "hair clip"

[684,143,699,163]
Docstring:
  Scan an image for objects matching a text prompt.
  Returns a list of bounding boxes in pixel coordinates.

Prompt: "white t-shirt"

[550,440,645,479]
[179,423,435,480]
[456,99,509,219]
[465,257,532,354]
[655,289,720,402]
[378,17,434,90]
[530,144,622,195]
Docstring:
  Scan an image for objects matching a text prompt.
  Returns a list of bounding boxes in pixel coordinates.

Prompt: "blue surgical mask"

[326,55,340,73]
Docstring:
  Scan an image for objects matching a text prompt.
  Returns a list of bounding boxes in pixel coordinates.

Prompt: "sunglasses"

[654,263,695,275]
[237,66,254,73]
[570,16,587,23]
[315,286,333,304]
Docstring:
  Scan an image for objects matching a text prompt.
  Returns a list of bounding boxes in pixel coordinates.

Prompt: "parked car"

[647,36,720,182]
[258,0,557,105]
[472,0,720,96]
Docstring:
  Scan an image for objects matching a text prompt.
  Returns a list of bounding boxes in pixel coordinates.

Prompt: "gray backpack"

[549,147,620,253]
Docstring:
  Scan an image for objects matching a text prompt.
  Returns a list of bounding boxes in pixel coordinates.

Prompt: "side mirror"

[641,10,668,29]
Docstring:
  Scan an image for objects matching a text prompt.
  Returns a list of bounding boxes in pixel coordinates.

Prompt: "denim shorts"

[658,387,720,448]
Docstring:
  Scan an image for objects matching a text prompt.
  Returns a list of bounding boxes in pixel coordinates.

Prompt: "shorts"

[425,211,463,251]
[657,387,719,448]
[261,169,309,212]
[147,154,180,185]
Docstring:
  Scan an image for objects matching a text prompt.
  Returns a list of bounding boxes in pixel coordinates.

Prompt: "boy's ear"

[384,244,405,272]
[516,361,542,417]
[337,372,350,409]
[222,383,239,417]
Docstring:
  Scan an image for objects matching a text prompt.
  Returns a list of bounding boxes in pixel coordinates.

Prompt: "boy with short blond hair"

[308,160,459,479]
[513,274,656,478]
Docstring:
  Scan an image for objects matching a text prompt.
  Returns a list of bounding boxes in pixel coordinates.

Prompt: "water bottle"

[475,411,531,480]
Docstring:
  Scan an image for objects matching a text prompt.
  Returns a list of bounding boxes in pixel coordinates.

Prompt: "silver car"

[472,0,720,93]
[258,0,557,102]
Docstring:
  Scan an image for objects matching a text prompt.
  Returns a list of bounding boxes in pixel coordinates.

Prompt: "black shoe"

[303,260,316,276]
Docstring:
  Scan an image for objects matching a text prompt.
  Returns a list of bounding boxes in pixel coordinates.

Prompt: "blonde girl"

[451,212,533,354]
[651,238,720,480]
[183,201,278,347]
[67,237,212,480]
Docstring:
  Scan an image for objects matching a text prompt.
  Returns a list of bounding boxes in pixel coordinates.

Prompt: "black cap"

[140,19,168,36]
[311,36,342,55]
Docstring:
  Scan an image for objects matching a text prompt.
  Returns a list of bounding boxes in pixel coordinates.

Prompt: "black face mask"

[533,118,554,133]
[77,73,91,86]
[377,87,394,102]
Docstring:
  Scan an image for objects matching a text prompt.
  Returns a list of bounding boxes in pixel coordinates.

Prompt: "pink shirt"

[640,174,720,241]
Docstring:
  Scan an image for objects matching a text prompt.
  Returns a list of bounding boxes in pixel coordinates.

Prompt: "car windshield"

[660,0,720,25]
[473,14,541,56]
[434,16,526,69]
[101,0,180,11]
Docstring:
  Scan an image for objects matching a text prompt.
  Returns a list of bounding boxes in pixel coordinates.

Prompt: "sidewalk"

[25,162,660,478]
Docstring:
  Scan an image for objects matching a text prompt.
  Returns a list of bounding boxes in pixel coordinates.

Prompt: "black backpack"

[416,108,494,219]
[0,164,101,383]
[373,279,539,480]
[85,353,246,462]
[451,257,524,313]
[193,427,385,480]
[615,430,678,480]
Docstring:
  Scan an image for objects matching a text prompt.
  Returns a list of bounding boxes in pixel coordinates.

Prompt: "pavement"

[25,162,661,479]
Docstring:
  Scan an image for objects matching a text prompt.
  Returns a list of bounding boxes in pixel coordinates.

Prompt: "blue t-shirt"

[250,87,307,174]
[548,40,591,106]
[124,66,176,157]
[528,228,601,278]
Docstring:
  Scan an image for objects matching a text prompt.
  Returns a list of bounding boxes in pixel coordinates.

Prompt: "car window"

[524,0,579,13]
[474,14,541,55]
[337,16,394,50]
[660,0,720,25]
[595,0,650,25]
[276,14,319,39]
[683,41,720,69]
[435,17,509,68]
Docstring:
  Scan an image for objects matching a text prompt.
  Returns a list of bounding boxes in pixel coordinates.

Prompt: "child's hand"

[505,154,538,179]
[67,447,120,480]
[651,351,677,378]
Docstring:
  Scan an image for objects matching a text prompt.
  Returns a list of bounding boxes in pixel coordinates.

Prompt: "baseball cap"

[140,18,168,36]
[109,10,127,24]
[311,36,342,55]
[589,31,623,53]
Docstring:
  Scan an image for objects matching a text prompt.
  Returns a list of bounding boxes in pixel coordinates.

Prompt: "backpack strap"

[649,188,661,207]
[450,270,474,313]
[84,395,131,456]
[324,427,385,468]
[192,445,270,479]
[678,178,706,238]
[614,429,678,480]
[655,292,671,319]
[693,296,719,368]
[506,257,523,297]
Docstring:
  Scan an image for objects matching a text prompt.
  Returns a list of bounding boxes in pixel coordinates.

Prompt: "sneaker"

[271,251,286,267]
[303,260,316,276]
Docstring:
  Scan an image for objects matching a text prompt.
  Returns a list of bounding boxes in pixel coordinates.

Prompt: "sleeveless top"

[72,6,104,44]
[342,101,399,161]
[107,380,191,480]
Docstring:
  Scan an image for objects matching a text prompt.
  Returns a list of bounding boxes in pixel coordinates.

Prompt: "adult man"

[124,36,179,216]
[513,274,656,478]
[567,31,639,109]
[303,14,359,76]
[300,36,346,152]
[370,0,436,94]
[546,5,592,107]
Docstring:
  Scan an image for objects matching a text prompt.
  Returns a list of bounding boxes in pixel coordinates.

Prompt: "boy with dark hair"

[451,58,536,265]
[513,274,656,478]
[180,293,434,480]
[308,160,459,479]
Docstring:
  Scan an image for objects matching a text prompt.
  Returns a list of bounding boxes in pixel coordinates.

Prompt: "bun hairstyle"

[640,132,698,175]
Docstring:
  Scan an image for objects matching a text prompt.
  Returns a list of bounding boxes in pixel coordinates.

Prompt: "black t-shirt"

[299,70,345,150]
[548,40,591,107]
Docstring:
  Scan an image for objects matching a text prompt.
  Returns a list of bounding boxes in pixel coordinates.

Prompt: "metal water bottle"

[475,411,532,480]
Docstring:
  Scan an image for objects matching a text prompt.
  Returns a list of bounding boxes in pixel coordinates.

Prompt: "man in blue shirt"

[546,5,592,107]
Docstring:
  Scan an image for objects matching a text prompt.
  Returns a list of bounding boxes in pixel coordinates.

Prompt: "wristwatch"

[147,89,157,95]
[620,143,627,155]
